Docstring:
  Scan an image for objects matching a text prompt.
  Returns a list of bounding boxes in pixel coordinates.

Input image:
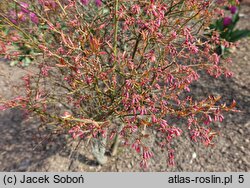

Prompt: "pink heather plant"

[0,0,238,168]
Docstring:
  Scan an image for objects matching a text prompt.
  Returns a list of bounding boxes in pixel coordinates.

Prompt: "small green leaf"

[229,29,250,42]
[22,57,32,66]
[220,45,225,56]
[10,60,19,67]
[216,19,224,32]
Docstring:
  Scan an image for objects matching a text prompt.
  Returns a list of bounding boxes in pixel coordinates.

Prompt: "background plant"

[0,0,238,168]
[209,2,250,56]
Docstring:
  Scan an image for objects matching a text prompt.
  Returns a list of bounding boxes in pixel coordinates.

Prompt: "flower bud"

[223,17,232,27]
[229,6,237,14]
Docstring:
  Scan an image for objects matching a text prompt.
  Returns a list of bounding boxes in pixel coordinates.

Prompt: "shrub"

[0,0,239,168]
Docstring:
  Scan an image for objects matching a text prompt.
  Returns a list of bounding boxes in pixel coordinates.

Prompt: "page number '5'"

[238,175,244,183]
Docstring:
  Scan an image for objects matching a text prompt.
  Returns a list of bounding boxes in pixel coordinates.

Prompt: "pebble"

[242,157,250,166]
[221,147,227,153]
[97,165,102,171]
[127,163,132,169]
[238,129,244,134]
[239,13,246,18]
[131,160,134,166]
[18,159,30,171]
[192,152,197,159]
[239,146,245,153]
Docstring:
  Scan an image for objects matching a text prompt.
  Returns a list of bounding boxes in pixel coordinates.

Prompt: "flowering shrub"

[209,2,250,55]
[0,0,239,168]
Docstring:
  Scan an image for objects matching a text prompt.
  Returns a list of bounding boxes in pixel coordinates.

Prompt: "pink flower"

[171,31,177,39]
[229,6,237,14]
[9,10,26,23]
[0,105,7,111]
[140,159,148,168]
[38,0,57,9]
[171,127,182,136]
[18,11,27,21]
[131,5,141,14]
[30,12,39,24]
[142,148,154,160]
[20,2,29,13]
[40,65,51,76]
[139,106,147,115]
[68,126,84,139]
[225,70,233,77]
[160,119,168,129]
[183,27,194,42]
[214,114,224,122]
[95,0,102,7]
[210,53,220,65]
[131,125,138,133]
[151,114,158,123]
[80,0,89,5]
[223,17,232,27]
[145,50,156,62]
[61,111,72,119]
[204,115,213,125]
[109,131,116,140]
[168,149,175,166]
[132,139,141,153]
[190,130,200,142]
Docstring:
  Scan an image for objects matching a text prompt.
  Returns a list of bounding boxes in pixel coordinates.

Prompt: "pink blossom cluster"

[8,2,39,24]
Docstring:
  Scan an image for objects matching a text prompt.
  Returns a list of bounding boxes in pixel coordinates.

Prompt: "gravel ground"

[0,4,250,172]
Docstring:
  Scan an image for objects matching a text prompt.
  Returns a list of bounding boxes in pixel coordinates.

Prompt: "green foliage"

[209,6,250,56]
[10,43,34,67]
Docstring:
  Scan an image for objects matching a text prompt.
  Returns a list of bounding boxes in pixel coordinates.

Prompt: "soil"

[0,5,250,172]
